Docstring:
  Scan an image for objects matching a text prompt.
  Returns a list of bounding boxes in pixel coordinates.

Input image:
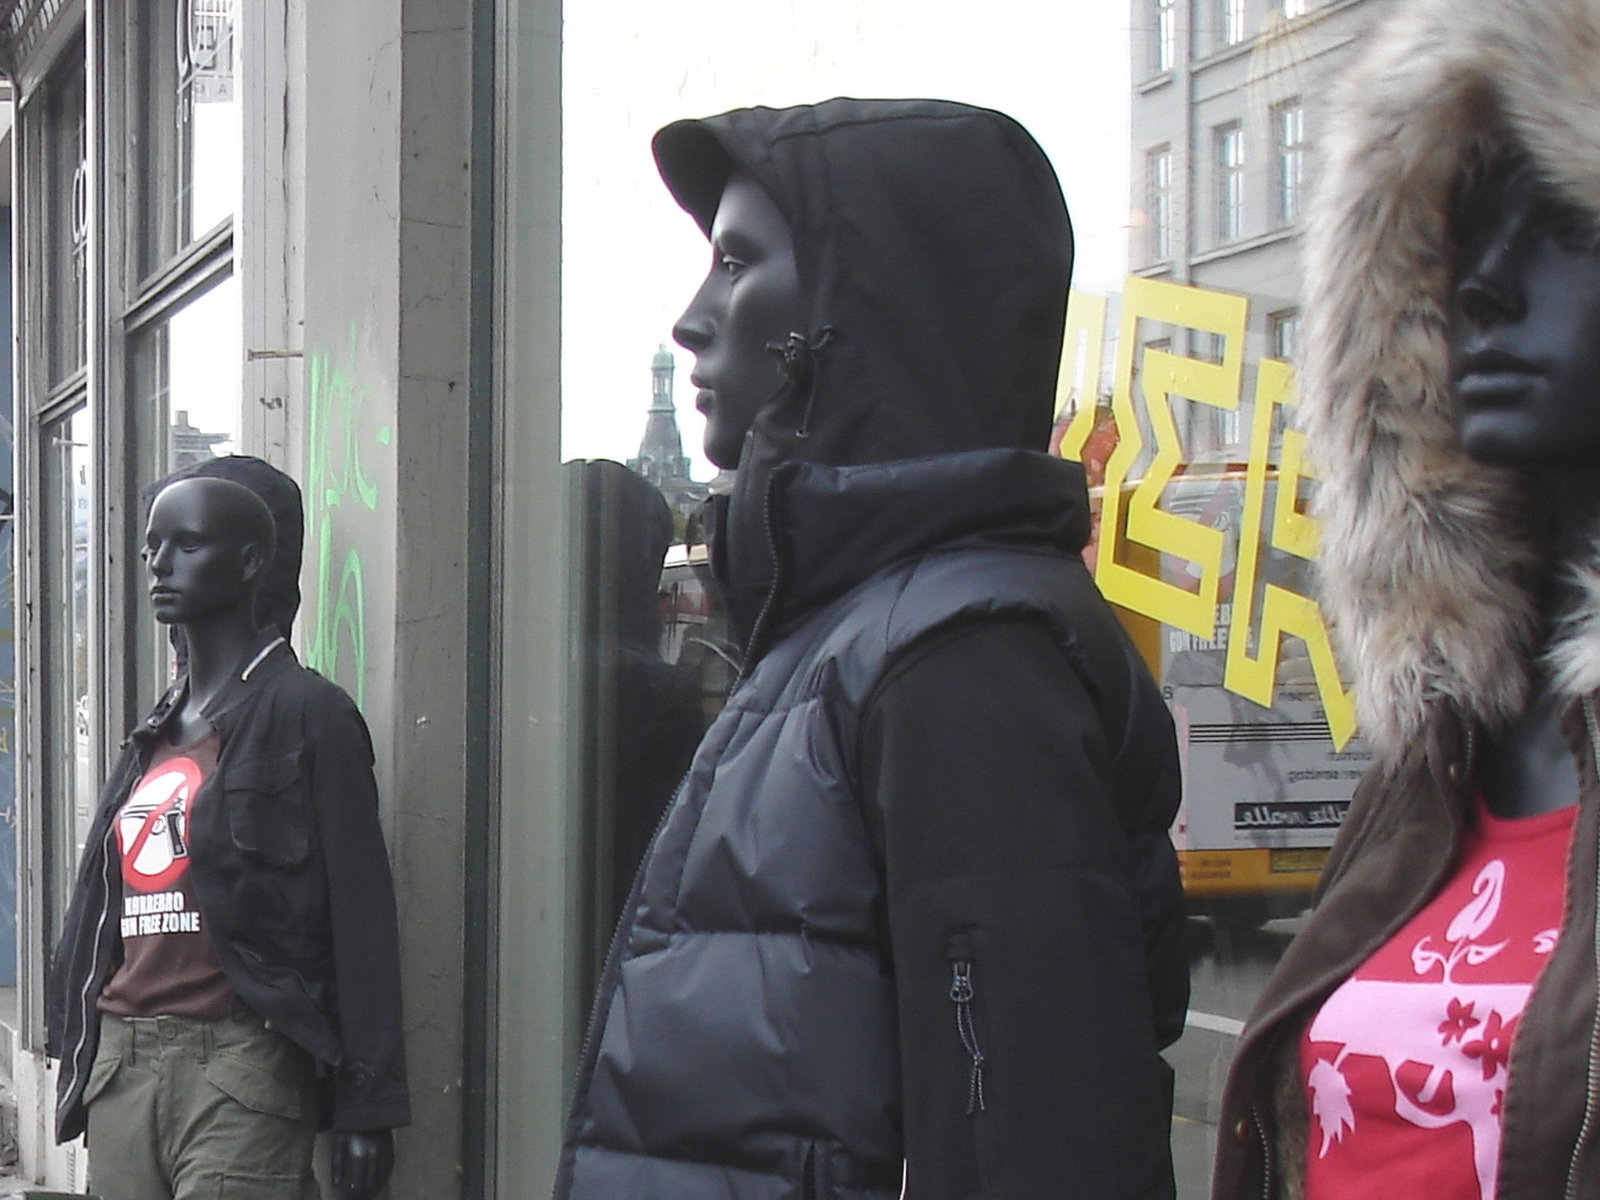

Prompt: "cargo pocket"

[204,1048,307,1122]
[209,1169,319,1200]
[226,752,311,868]
[81,1044,122,1108]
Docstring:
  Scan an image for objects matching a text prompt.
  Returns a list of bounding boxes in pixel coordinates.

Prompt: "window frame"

[1215,120,1246,244]
[1153,0,1177,74]
[1273,99,1305,226]
[1146,145,1173,264]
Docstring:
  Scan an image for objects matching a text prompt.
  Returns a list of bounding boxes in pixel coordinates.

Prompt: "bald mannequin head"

[144,477,277,627]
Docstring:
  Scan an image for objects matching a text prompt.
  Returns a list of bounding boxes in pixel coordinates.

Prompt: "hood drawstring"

[766,327,837,440]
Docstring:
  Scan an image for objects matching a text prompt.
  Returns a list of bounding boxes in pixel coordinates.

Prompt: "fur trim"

[1300,0,1600,760]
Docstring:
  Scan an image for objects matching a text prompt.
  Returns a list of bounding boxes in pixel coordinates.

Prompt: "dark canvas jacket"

[47,633,411,1142]
[556,98,1187,1200]
[1213,1,1600,1196]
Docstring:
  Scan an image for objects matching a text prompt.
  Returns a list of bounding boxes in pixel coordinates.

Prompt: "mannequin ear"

[239,540,270,586]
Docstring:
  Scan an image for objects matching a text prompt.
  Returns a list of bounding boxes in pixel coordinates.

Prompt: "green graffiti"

[305,326,383,708]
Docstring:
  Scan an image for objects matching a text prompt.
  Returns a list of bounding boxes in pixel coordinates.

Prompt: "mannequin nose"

[1455,273,1525,326]
[672,275,717,354]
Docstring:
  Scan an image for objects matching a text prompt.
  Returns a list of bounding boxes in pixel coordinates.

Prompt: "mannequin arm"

[330,1129,396,1200]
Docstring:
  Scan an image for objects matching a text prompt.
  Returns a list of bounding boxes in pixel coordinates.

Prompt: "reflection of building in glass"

[627,346,708,537]
[168,408,229,468]
[1129,0,1380,456]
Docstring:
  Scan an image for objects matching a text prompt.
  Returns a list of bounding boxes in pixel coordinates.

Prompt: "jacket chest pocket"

[225,752,312,868]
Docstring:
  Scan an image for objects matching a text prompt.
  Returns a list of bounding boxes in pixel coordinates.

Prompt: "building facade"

[1129,0,1380,454]
[0,0,570,1194]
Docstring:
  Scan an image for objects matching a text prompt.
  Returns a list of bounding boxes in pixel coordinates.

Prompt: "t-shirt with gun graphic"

[98,730,235,1019]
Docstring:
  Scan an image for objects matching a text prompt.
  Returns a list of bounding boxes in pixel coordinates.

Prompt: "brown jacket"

[1214,0,1600,1194]
[1213,706,1600,1200]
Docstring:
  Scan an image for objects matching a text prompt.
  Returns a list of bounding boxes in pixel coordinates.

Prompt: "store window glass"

[558,4,1384,1195]
[130,0,239,280]
[127,273,242,697]
[40,48,88,389]
[39,406,93,952]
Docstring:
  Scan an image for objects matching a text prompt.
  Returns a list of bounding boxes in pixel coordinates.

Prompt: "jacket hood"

[654,98,1074,644]
[141,456,305,666]
[1300,0,1600,761]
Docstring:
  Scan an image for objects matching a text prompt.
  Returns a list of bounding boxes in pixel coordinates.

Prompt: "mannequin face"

[1449,157,1600,468]
[672,169,805,469]
[143,480,261,625]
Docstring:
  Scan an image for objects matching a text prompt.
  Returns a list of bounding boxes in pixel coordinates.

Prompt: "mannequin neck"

[177,607,263,723]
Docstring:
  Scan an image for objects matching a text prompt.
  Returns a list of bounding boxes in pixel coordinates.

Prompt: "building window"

[1216,121,1245,243]
[1271,309,1301,361]
[1274,100,1305,225]
[1281,0,1308,16]
[1154,0,1177,73]
[1147,146,1172,263]
[1220,0,1247,48]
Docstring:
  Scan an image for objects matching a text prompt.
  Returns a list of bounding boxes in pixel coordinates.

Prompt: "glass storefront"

[558,1,1382,1193]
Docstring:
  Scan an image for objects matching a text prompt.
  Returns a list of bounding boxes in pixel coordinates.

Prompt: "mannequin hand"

[330,1129,395,1200]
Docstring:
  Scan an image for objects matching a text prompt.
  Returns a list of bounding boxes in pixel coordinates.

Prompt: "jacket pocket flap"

[226,752,310,867]
[204,1049,305,1121]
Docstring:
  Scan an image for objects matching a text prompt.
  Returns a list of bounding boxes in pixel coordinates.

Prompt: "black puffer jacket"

[555,99,1187,1200]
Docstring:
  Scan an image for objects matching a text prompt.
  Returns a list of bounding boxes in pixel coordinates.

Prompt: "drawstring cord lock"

[764,327,837,439]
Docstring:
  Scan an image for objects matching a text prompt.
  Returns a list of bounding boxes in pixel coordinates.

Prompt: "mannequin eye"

[719,254,745,275]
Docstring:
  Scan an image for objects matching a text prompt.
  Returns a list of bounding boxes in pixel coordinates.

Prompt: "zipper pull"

[949,958,986,1114]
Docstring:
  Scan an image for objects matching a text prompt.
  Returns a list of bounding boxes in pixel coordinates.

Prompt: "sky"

[561,1,1136,479]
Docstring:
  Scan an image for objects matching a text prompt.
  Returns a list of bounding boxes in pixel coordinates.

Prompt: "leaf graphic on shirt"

[1307,1057,1355,1156]
[1444,861,1505,943]
[1462,940,1508,966]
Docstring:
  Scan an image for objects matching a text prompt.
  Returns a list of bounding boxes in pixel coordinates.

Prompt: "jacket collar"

[717,447,1090,663]
[129,629,294,747]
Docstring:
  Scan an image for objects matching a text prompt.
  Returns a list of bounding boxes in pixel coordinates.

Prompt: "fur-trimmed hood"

[1301,0,1600,762]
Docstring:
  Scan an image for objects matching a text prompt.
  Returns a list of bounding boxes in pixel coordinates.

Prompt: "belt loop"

[199,1018,213,1065]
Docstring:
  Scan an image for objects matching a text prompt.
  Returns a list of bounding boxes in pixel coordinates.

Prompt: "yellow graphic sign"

[1058,279,1356,749]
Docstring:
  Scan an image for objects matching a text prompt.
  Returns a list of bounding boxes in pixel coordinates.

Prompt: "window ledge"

[1190,226,1297,267]
[1137,70,1175,94]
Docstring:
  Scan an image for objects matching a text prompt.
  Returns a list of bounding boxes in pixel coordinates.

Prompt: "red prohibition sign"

[117,758,203,892]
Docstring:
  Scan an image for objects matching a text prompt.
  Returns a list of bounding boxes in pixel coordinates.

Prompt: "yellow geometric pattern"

[1058,278,1355,746]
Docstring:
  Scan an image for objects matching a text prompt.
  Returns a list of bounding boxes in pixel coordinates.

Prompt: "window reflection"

[128,272,241,696]
[133,0,240,279]
[41,406,93,952]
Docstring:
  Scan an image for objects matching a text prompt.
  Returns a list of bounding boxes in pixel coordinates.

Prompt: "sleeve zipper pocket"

[947,935,987,1115]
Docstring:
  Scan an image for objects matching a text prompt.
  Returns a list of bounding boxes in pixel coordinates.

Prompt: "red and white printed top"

[1300,796,1575,1200]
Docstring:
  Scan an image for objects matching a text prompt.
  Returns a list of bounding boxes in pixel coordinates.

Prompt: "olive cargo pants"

[83,1011,319,1200]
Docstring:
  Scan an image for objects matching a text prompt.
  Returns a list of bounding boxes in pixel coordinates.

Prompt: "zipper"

[1563,696,1600,1200]
[64,816,122,1115]
[734,476,785,684]
[947,936,986,1115]
[1252,1103,1272,1200]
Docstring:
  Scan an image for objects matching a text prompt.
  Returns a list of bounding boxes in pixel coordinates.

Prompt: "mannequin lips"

[1454,349,1542,403]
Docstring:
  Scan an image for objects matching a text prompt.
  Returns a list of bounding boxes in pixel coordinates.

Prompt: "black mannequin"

[144,478,395,1199]
[672,167,806,469]
[1448,154,1600,817]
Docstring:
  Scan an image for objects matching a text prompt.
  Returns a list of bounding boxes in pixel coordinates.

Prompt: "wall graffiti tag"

[305,327,390,709]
